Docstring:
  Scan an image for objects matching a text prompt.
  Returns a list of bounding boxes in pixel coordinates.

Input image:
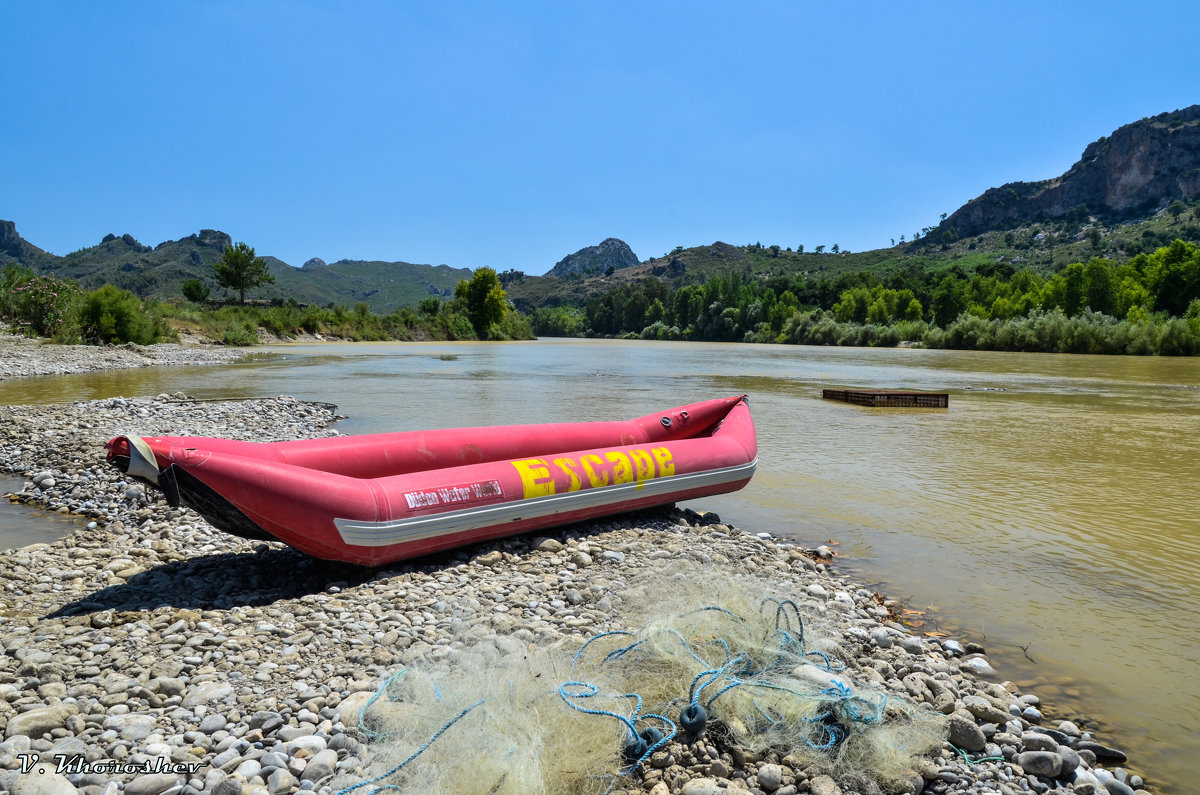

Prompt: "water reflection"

[1,476,84,548]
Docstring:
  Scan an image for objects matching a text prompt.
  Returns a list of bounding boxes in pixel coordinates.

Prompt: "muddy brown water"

[2,339,1197,793]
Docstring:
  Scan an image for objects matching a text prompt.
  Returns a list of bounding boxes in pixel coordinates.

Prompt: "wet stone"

[947,711,987,752]
[1017,751,1063,778]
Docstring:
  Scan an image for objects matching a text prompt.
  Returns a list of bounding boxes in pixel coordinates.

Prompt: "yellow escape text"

[511,447,675,499]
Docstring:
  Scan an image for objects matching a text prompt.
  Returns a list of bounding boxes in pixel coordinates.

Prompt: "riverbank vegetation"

[4,233,1199,354]
[532,239,1200,355]
[1,264,533,346]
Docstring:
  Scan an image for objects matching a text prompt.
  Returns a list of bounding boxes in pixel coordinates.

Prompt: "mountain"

[0,220,57,271]
[8,107,1200,317]
[545,238,639,278]
[268,257,470,312]
[508,107,1200,313]
[0,223,469,313]
[936,106,1200,240]
[51,229,232,297]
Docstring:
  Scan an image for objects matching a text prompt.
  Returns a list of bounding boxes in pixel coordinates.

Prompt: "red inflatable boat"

[105,396,757,565]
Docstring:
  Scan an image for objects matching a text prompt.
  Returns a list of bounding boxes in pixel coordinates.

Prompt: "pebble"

[0,361,1153,795]
[681,780,720,795]
[961,656,999,677]
[809,775,842,795]
[121,774,182,795]
[948,711,988,752]
[1017,750,1064,778]
[8,771,80,795]
[757,762,783,791]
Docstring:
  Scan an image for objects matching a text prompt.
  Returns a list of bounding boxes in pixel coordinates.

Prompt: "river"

[2,338,1197,793]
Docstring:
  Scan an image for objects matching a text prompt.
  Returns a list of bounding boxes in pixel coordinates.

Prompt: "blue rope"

[679,605,747,624]
[558,681,643,737]
[566,598,881,764]
[664,628,720,667]
[808,721,841,750]
[843,693,888,724]
[571,631,635,673]
[603,638,646,662]
[761,597,805,648]
[822,679,852,699]
[627,713,677,769]
[688,655,738,706]
[356,670,410,740]
[558,682,677,771]
[335,698,486,795]
[804,650,846,672]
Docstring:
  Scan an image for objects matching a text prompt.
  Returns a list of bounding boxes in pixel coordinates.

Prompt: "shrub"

[79,284,161,344]
[222,321,259,346]
[437,311,477,341]
[7,274,83,339]
[1158,318,1199,355]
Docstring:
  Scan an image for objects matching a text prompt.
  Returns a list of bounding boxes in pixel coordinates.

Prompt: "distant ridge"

[935,106,1200,240]
[0,222,469,312]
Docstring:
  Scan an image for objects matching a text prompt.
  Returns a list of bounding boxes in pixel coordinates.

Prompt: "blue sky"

[3,2,1197,275]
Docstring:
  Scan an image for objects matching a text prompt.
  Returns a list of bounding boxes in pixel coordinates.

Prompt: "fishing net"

[333,564,945,794]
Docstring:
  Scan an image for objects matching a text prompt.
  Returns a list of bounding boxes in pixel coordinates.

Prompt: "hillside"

[509,107,1200,313]
[0,224,469,313]
[270,257,470,313]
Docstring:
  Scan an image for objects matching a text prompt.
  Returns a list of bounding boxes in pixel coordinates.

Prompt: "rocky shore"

[0,336,246,381]
[0,359,1151,793]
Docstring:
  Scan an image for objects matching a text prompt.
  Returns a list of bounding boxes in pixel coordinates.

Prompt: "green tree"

[931,274,968,327]
[1142,239,1200,316]
[214,242,275,304]
[454,267,507,337]
[1081,258,1115,316]
[182,278,210,303]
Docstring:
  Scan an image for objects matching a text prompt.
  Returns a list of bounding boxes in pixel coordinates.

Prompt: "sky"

[3,2,1198,275]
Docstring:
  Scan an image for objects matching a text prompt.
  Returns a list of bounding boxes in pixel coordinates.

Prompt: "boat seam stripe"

[332,458,757,547]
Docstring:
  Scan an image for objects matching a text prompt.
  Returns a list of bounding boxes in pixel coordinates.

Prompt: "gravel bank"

[0,335,245,381]
[0,395,1149,795]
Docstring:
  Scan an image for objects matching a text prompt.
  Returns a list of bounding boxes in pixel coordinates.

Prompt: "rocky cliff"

[0,220,56,270]
[545,237,639,278]
[939,106,1200,238]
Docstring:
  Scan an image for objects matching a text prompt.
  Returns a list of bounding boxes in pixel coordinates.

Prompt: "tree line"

[1,243,533,345]
[531,239,1200,355]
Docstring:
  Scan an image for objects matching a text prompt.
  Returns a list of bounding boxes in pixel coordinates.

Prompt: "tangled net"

[335,567,946,795]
